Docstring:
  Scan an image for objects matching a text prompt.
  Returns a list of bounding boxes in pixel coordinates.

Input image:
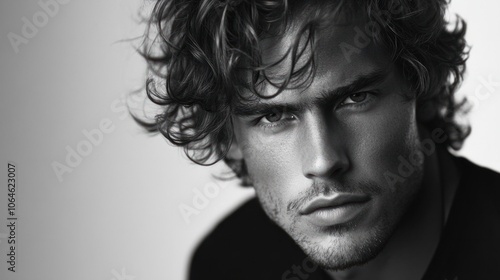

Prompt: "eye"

[263,111,283,123]
[340,92,368,106]
[257,110,296,127]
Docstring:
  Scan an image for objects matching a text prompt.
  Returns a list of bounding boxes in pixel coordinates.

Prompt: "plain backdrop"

[0,1,499,280]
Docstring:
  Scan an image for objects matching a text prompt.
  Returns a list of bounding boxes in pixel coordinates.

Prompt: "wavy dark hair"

[136,0,470,186]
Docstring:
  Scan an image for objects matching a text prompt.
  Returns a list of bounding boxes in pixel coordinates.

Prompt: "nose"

[300,111,350,179]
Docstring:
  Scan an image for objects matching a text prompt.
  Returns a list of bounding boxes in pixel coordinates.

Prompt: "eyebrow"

[232,68,389,117]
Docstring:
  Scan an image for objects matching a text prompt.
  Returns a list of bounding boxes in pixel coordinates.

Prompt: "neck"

[326,146,458,280]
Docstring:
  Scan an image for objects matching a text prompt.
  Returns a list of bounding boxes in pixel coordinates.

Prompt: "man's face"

[231,23,424,270]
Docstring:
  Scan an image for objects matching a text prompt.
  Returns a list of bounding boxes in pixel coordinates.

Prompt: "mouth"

[300,194,371,226]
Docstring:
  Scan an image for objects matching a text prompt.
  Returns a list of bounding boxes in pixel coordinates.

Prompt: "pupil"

[265,112,282,122]
[351,92,367,102]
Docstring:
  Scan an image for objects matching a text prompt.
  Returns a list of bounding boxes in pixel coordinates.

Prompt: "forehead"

[245,21,392,102]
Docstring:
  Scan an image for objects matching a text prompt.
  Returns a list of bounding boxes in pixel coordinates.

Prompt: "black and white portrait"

[1,1,499,280]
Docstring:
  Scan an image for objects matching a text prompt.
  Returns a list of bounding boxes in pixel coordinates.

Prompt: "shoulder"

[454,155,500,198]
[451,155,500,231]
[437,155,500,278]
[188,198,311,280]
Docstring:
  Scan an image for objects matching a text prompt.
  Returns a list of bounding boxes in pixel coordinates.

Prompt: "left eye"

[340,92,368,105]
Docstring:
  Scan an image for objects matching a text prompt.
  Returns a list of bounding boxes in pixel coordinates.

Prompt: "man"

[138,0,500,279]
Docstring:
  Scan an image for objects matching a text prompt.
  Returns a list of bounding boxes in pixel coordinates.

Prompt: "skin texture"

[230,23,438,278]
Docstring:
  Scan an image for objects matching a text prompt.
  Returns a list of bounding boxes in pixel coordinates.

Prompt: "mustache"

[286,180,383,213]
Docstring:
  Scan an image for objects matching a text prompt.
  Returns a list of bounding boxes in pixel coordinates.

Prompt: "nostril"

[303,152,350,179]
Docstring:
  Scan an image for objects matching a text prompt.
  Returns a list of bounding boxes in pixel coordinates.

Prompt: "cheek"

[243,135,295,190]
[237,131,301,218]
[347,99,419,183]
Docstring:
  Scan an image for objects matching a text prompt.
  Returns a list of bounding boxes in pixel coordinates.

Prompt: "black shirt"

[189,156,500,280]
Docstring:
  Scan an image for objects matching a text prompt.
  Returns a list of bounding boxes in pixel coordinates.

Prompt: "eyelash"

[255,114,296,129]
[336,91,374,109]
[254,92,376,129]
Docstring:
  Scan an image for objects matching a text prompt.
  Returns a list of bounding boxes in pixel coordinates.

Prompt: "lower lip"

[303,201,370,227]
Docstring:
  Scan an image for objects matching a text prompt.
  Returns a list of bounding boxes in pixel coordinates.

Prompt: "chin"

[290,212,396,271]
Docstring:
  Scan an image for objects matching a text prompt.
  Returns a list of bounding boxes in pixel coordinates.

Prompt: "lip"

[300,194,371,226]
[300,194,371,215]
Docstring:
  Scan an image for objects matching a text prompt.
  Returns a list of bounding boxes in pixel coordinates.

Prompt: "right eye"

[262,111,284,123]
[256,110,297,129]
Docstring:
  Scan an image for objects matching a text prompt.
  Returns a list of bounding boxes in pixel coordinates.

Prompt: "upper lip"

[300,194,371,215]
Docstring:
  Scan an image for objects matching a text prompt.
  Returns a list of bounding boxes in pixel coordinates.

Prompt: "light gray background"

[0,0,499,280]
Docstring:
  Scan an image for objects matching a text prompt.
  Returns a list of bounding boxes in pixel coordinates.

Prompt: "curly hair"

[136,0,470,185]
